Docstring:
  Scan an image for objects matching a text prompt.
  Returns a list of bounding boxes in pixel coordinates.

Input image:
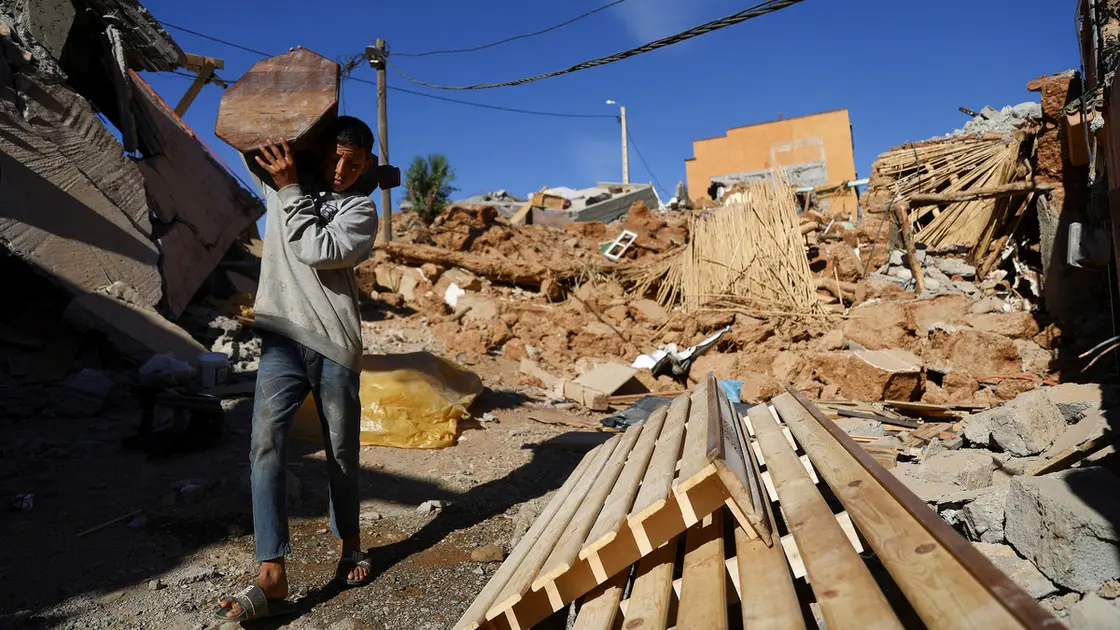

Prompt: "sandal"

[213,583,296,621]
[337,550,373,587]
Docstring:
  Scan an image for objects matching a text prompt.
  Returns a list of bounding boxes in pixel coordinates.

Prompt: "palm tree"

[404,154,457,225]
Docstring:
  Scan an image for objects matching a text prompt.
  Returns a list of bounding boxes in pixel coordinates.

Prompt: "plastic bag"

[292,352,483,449]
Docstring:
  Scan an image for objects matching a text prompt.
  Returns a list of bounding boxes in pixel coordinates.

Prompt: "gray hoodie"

[244,160,378,373]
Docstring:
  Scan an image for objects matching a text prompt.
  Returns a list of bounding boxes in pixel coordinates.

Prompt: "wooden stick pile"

[680,171,822,314]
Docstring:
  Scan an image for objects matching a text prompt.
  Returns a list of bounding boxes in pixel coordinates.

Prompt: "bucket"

[199,352,230,389]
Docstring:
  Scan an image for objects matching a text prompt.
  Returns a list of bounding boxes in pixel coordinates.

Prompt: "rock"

[942,372,979,403]
[1068,594,1120,630]
[97,590,126,605]
[397,268,425,303]
[915,449,997,491]
[630,299,669,324]
[994,378,1037,401]
[443,267,483,292]
[458,295,500,323]
[817,329,845,351]
[906,295,971,336]
[1040,592,1081,617]
[1099,579,1120,599]
[148,579,165,591]
[1043,383,1109,422]
[938,258,977,279]
[1014,340,1052,377]
[963,390,1066,456]
[889,250,905,266]
[471,544,506,563]
[971,543,1057,599]
[891,464,960,503]
[1039,412,1111,462]
[812,349,923,401]
[891,267,913,281]
[834,417,886,438]
[166,565,219,587]
[925,327,1021,379]
[738,372,782,404]
[842,301,912,352]
[969,297,1006,316]
[966,312,1040,340]
[55,369,115,417]
[361,511,383,522]
[1005,468,1120,593]
[417,500,443,514]
[962,484,1009,543]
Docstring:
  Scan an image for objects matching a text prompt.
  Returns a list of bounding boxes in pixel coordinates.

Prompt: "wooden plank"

[534,424,645,595]
[706,373,771,541]
[581,406,670,571]
[736,524,805,630]
[174,59,215,116]
[678,511,728,630]
[628,393,690,554]
[454,446,602,630]
[748,404,902,630]
[489,438,620,621]
[572,570,627,630]
[675,378,723,526]
[621,538,678,630]
[908,181,1058,207]
[783,389,1058,630]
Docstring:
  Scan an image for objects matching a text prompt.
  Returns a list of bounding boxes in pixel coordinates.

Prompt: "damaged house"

[0,0,263,369]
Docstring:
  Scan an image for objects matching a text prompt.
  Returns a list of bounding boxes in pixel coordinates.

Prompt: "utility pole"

[368,39,392,243]
[620,105,629,184]
[607,100,629,184]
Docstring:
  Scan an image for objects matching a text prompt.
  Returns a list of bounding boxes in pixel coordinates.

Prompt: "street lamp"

[606,100,629,184]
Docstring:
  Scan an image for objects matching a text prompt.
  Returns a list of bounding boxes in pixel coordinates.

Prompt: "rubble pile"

[850,385,1120,624]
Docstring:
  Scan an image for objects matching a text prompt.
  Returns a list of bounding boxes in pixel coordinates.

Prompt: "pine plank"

[677,511,728,630]
[628,393,690,554]
[748,403,902,630]
[454,442,601,630]
[621,538,679,630]
[736,525,805,630]
[572,570,627,630]
[773,394,1029,630]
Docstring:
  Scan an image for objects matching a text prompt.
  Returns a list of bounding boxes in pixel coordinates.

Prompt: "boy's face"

[322,144,373,193]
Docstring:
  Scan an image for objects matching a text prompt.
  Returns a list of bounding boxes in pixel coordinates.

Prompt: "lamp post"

[606,100,629,184]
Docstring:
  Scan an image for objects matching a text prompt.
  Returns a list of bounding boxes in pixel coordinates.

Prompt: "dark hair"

[331,115,375,152]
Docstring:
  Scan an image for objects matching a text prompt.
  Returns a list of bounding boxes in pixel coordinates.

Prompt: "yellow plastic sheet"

[292,352,483,449]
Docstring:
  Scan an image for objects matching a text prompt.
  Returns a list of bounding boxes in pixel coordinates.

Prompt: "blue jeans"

[250,330,361,562]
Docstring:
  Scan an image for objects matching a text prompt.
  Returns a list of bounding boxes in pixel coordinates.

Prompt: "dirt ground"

[0,318,604,630]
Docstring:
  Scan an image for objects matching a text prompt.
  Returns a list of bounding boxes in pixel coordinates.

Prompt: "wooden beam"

[893,201,926,293]
[183,52,225,71]
[909,181,1059,207]
[175,59,216,116]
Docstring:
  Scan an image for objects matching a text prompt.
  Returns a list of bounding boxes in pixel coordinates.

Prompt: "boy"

[216,115,378,622]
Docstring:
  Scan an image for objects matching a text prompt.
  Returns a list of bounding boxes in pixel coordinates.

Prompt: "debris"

[138,353,195,387]
[631,326,731,378]
[1067,594,1120,630]
[65,292,207,367]
[148,579,164,591]
[914,449,997,491]
[470,545,505,563]
[519,358,560,389]
[962,390,1066,456]
[563,362,645,411]
[417,500,443,514]
[56,369,115,417]
[962,484,1009,544]
[1004,467,1120,593]
[76,509,144,538]
[971,542,1057,599]
[1030,412,1112,476]
[813,349,923,401]
[97,591,126,605]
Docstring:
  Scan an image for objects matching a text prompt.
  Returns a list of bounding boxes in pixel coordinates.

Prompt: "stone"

[471,544,505,563]
[889,250,905,266]
[963,390,1066,456]
[906,295,971,336]
[962,484,1009,543]
[443,267,482,292]
[630,299,669,324]
[1040,412,1110,462]
[1099,580,1120,599]
[891,464,959,504]
[1014,340,1052,377]
[915,449,997,491]
[417,500,443,514]
[1005,468,1120,593]
[1068,594,1120,630]
[97,591,126,605]
[966,312,1040,340]
[1043,383,1109,422]
[458,295,500,323]
[969,297,1007,315]
[148,579,165,591]
[834,417,886,438]
[924,327,1021,379]
[817,329,845,351]
[971,543,1057,599]
[842,301,912,352]
[812,349,923,401]
[1040,592,1081,617]
[938,258,977,279]
[942,372,979,403]
[738,372,782,404]
[55,369,115,417]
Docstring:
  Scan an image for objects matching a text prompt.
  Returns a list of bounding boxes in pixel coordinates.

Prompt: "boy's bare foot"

[218,559,289,618]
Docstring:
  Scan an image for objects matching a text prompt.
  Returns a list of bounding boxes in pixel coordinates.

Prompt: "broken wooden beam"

[382,242,581,288]
[908,181,1059,207]
[893,201,926,293]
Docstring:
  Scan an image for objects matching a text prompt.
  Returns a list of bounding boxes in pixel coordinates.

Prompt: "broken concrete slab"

[915,449,997,491]
[812,349,924,401]
[972,542,1057,599]
[937,258,977,279]
[1040,412,1111,462]
[1005,467,1120,593]
[963,389,1066,456]
[1042,383,1112,422]
[890,463,960,504]
[519,358,560,389]
[962,484,1009,544]
[1067,594,1120,630]
[1014,339,1052,377]
[64,292,206,366]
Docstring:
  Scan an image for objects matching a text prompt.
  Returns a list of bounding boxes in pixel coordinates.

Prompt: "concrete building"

[685,109,858,216]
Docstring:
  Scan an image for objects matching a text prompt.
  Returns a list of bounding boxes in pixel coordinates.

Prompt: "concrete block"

[915,449,997,491]
[963,483,1009,544]
[972,542,1057,600]
[963,389,1066,456]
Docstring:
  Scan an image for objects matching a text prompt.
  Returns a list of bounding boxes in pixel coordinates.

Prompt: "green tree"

[405,154,457,224]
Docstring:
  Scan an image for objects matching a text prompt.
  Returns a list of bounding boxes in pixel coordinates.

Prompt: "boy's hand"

[256,138,298,189]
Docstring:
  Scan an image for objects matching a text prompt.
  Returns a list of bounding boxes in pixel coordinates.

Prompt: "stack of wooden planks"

[456,383,1057,630]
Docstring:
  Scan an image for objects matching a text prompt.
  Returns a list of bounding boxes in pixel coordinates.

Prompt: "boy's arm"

[278,187,378,270]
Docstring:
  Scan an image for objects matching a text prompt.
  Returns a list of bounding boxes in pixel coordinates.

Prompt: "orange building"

[685,109,858,216]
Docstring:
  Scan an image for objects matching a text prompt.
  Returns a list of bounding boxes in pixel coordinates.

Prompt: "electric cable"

[159,21,272,57]
[389,0,807,90]
[625,128,669,196]
[393,0,633,57]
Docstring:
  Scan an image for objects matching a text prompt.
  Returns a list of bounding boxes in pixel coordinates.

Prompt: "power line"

[390,0,807,91]
[346,75,615,119]
[159,21,271,57]
[626,128,669,197]
[393,0,633,58]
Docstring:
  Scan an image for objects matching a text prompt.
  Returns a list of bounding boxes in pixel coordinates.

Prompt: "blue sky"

[143,0,1079,218]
